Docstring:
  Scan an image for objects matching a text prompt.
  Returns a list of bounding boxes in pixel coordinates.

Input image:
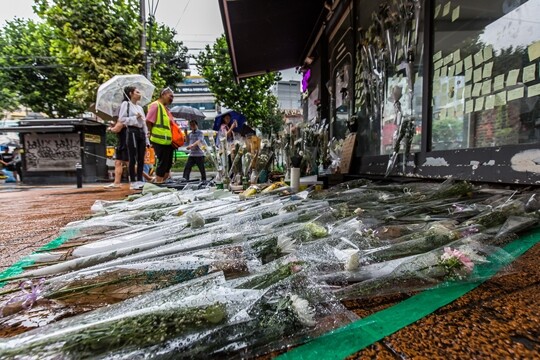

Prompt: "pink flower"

[441,247,474,272]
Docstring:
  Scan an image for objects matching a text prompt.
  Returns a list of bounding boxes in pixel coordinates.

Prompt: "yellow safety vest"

[150,101,172,145]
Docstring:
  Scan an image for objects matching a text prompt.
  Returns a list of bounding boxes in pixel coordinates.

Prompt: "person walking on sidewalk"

[118,86,149,190]
[146,87,175,184]
[104,119,129,189]
[183,120,206,181]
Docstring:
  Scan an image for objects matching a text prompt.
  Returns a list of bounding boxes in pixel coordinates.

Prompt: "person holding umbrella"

[118,86,149,190]
[146,87,175,184]
[182,119,206,182]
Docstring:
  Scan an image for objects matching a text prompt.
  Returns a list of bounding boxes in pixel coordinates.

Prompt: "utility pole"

[140,0,151,80]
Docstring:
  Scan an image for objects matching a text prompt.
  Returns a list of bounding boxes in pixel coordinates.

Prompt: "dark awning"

[219,0,326,80]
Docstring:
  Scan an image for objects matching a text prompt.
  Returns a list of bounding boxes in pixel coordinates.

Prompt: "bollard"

[75,163,83,188]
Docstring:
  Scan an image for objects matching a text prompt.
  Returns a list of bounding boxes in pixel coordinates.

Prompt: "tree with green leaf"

[196,35,281,128]
[32,0,187,109]
[0,18,75,117]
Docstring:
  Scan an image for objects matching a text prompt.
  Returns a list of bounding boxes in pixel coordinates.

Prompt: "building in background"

[172,76,217,130]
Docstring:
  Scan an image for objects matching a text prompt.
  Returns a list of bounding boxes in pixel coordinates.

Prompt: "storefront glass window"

[355,0,424,156]
[432,0,540,150]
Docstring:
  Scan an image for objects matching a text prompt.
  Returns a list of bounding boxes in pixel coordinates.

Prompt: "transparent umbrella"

[96,74,155,117]
[170,105,206,121]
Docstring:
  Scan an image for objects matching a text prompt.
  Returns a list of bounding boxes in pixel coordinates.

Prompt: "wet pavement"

[0,183,539,358]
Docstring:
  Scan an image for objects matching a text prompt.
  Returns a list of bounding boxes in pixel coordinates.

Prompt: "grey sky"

[0,0,224,49]
[0,0,299,80]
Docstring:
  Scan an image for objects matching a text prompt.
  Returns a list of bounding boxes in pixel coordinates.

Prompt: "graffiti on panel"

[24,133,81,171]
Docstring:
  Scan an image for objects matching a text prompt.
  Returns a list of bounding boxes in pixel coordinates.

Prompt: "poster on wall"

[24,133,81,172]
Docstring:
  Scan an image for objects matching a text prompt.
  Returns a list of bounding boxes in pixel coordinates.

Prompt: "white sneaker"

[104,183,120,189]
[130,181,144,190]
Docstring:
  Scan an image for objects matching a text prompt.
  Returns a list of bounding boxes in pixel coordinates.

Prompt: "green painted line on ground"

[0,229,78,287]
[279,228,540,360]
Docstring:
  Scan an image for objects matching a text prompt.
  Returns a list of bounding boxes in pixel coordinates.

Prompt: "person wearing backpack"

[146,87,175,184]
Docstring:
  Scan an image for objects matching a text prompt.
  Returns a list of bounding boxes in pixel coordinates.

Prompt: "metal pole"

[147,16,153,81]
[140,0,148,78]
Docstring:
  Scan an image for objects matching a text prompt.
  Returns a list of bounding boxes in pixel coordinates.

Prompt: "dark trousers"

[152,142,174,178]
[127,127,146,182]
[183,156,206,181]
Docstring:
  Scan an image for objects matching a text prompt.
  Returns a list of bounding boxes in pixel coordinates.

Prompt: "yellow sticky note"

[457,86,464,99]
[464,85,472,98]
[482,62,493,79]
[455,61,463,74]
[452,6,460,22]
[464,55,473,70]
[495,91,507,106]
[440,66,448,77]
[482,80,492,95]
[465,100,474,114]
[444,54,453,66]
[433,68,440,79]
[494,74,505,91]
[523,63,536,83]
[474,50,484,67]
[506,69,520,86]
[483,46,494,61]
[433,51,443,61]
[448,65,455,77]
[434,59,444,70]
[435,4,441,18]
[463,85,472,99]
[474,68,483,83]
[443,1,451,16]
[528,83,540,98]
[475,97,484,112]
[452,49,461,64]
[456,103,464,115]
[472,83,482,97]
[465,69,472,83]
[485,95,495,110]
[508,87,525,102]
[528,40,540,62]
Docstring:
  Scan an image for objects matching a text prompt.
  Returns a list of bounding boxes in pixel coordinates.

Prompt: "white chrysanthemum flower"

[277,235,298,254]
[290,295,316,326]
[354,208,364,215]
[333,248,360,271]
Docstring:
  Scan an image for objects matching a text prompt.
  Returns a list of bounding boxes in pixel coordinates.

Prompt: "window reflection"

[432,0,540,150]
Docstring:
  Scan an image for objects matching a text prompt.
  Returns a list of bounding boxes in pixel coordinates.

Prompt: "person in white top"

[118,86,150,190]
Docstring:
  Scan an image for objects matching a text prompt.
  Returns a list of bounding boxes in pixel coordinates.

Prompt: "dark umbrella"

[213,110,246,133]
[170,105,206,121]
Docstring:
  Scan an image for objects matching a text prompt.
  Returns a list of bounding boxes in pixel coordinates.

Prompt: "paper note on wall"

[493,74,505,91]
[456,103,464,115]
[523,63,536,83]
[485,95,495,110]
[440,66,448,77]
[507,87,525,102]
[482,62,493,79]
[433,51,442,61]
[465,69,472,83]
[528,83,540,98]
[434,59,443,69]
[474,68,482,83]
[528,40,540,62]
[472,83,482,97]
[457,86,464,99]
[464,55,473,70]
[444,54,453,66]
[506,69,520,86]
[464,85,472,99]
[483,46,494,62]
[452,6,460,22]
[474,50,484,67]
[448,65,455,77]
[465,100,474,114]
[455,60,463,74]
[495,91,507,106]
[443,1,451,16]
[474,97,484,112]
[482,80,492,96]
[434,4,441,18]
